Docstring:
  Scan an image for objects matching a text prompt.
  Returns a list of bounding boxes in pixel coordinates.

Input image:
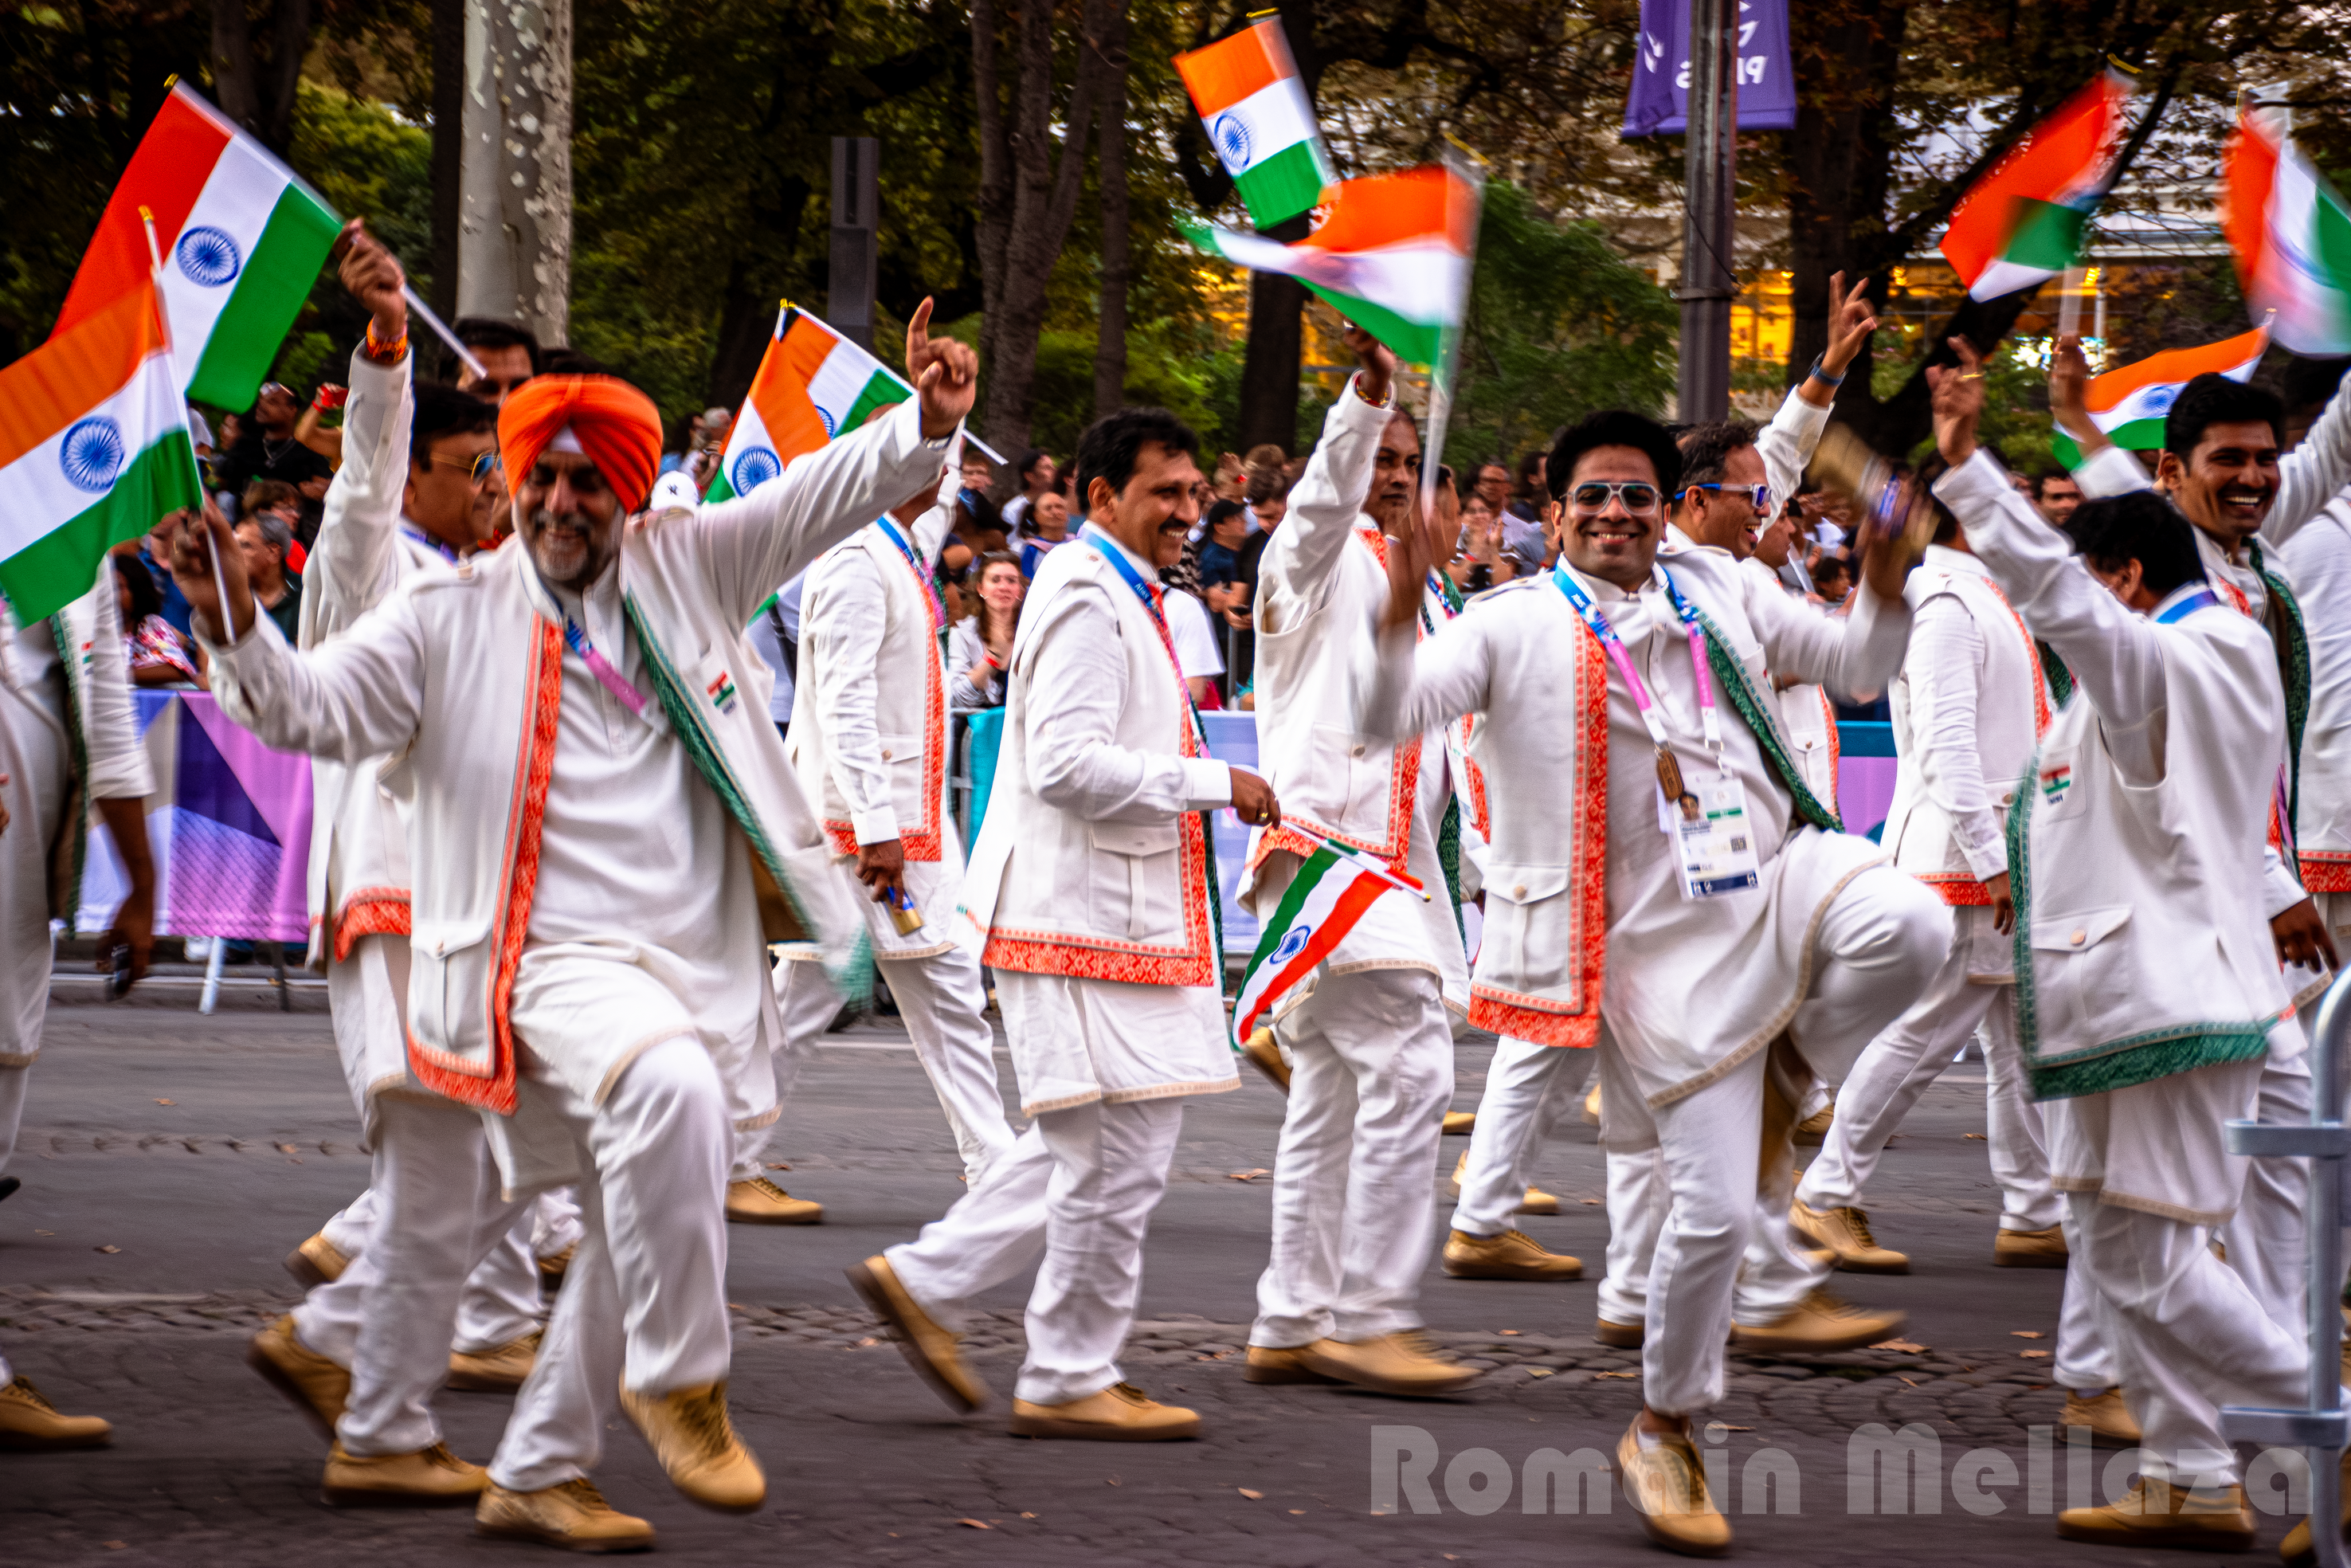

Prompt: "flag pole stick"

[402,286,487,382]
[139,207,237,641]
[1283,823,1431,901]
[2057,265,2087,343]
[1418,142,1488,525]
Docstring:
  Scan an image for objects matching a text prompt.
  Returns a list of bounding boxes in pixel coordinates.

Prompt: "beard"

[527,508,611,589]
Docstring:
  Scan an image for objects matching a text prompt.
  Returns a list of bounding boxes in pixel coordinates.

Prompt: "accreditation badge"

[1673,774,1761,900]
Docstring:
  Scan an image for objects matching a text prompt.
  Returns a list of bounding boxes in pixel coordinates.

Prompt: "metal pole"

[1677,0,1738,422]
[829,136,880,352]
[2222,971,2351,1566]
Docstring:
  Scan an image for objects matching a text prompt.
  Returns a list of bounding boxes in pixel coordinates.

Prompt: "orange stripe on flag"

[1174,20,1285,116]
[2083,325,2271,413]
[53,87,233,339]
[2224,114,2279,304]
[0,287,168,472]
[1305,166,1472,257]
[1941,76,2123,284]
[745,317,835,466]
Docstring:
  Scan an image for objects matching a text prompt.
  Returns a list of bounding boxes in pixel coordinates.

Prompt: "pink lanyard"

[562,613,649,717]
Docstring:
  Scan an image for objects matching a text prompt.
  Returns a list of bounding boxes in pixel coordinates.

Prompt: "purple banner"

[1623,0,1797,138]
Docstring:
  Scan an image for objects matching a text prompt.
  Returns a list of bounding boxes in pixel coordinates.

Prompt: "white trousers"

[316,1186,569,1356]
[1634,864,1947,1416]
[887,1096,1185,1406]
[1452,1033,1594,1241]
[2216,1052,2312,1337]
[490,1036,733,1492]
[1252,966,1454,1347]
[290,1096,534,1454]
[766,944,1013,1182]
[0,1060,27,1180]
[2055,1204,2120,1393]
[2067,1190,2307,1485]
[1598,1145,1669,1327]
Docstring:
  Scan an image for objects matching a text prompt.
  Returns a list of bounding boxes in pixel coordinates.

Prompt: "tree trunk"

[208,0,311,154]
[970,0,1013,418]
[1091,0,1131,421]
[430,0,464,321]
[209,0,259,135]
[1232,0,1323,457]
[458,0,573,347]
[262,0,311,151]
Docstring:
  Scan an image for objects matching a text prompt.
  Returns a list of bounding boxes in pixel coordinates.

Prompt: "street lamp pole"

[1679,0,1738,422]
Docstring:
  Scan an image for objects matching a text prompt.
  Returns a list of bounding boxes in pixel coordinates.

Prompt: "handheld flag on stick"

[2049,323,2270,468]
[1231,827,1425,1049]
[1939,71,2133,303]
[2225,108,2351,355]
[1174,14,1336,229]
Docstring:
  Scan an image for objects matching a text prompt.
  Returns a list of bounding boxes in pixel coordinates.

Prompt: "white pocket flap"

[411,916,495,959]
[2029,906,2131,954]
[1486,863,1570,904]
[1090,821,1180,857]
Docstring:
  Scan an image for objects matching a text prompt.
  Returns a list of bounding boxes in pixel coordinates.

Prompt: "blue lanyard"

[2154,587,2220,625]
[876,515,946,629]
[401,523,457,563]
[1083,526,1166,633]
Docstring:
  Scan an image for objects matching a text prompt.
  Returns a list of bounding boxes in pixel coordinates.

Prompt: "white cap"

[647,471,699,515]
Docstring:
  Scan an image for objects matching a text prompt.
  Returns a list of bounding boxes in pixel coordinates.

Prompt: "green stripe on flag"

[2320,188,2351,292]
[2000,197,2090,273]
[840,370,909,437]
[1234,141,1330,228]
[0,433,202,623]
[1299,282,1443,367]
[186,185,343,410]
[2051,417,2165,470]
[703,468,736,505]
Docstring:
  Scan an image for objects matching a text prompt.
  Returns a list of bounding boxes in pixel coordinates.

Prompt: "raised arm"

[2268,373,2351,547]
[1746,560,1910,702]
[1759,272,1879,510]
[1259,330,1395,621]
[302,223,418,648]
[1358,606,1495,745]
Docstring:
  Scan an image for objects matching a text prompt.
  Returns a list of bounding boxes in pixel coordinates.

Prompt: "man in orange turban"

[174,303,976,1550]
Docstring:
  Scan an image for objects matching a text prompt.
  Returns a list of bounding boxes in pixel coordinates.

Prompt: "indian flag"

[2226,110,2351,355]
[706,305,911,504]
[1232,834,1420,1049]
[50,83,341,411]
[1181,164,1478,368]
[0,286,202,622]
[2050,325,2269,468]
[1940,73,2132,303]
[1174,16,1335,229]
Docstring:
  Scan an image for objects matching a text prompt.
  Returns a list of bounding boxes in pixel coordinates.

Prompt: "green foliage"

[1443,181,1679,471]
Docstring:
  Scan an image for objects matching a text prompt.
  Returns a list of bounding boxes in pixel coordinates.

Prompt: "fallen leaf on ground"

[1594,1370,1639,1380]
[1238,1488,1264,1499]
[957,1519,990,1530]
[103,1545,126,1551]
[2011,1331,2045,1339]
[1898,1377,1918,1388]
[1499,1329,1520,1335]
[1020,1512,1036,1519]
[2020,1350,2051,1359]
[34,1229,53,1237]
[1718,1425,1753,1432]
[856,1337,878,1347]
[275,1143,298,1154]
[766,1162,792,1170]
[1873,1339,1928,1353]
[1581,1198,1603,1205]
[95,1245,120,1254]
[1964,1132,1986,1140]
[155,1099,174,1106]
[1289,1509,1307,1515]
[1525,1367,1554,1378]
[1228,1168,1270,1182]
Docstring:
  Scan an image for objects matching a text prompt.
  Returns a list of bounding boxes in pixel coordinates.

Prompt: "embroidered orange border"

[333,887,412,962]
[2300,853,2351,894]
[1914,872,1992,907]
[822,539,948,863]
[407,617,563,1115]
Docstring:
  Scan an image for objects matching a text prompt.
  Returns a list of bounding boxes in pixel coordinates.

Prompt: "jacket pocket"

[1311,721,1387,840]
[1089,821,1182,941]
[2026,906,2131,1044]
[409,915,496,1054]
[1478,862,1576,998]
[877,731,927,827]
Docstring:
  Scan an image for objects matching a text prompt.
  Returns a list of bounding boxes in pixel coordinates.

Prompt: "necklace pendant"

[1653,745,1687,803]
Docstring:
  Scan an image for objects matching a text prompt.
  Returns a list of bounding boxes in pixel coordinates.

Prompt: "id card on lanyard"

[1552,563,1760,900]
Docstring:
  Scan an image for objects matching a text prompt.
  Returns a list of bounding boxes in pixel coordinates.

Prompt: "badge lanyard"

[2154,587,2220,625]
[1083,528,1210,757]
[876,515,946,630]
[2155,584,2294,855]
[562,613,651,718]
[1550,563,1721,812]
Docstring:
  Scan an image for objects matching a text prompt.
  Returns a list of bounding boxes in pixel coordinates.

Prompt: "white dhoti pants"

[766,943,1013,1182]
[1452,1033,1594,1241]
[887,1096,1185,1406]
[1,694,66,1178]
[489,1035,732,1492]
[1597,1146,1669,1327]
[2216,1052,2312,1337]
[0,1061,29,1182]
[1632,864,1947,1417]
[1252,966,1454,1347]
[292,1095,535,1455]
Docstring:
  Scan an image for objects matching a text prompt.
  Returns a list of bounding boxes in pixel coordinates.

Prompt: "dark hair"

[2165,372,2283,458]
[2033,470,2079,499]
[240,477,300,518]
[538,346,617,378]
[1546,410,1683,501]
[1204,499,1247,538]
[2283,356,2351,417]
[963,549,1026,645]
[2063,491,2206,598]
[1242,443,1291,507]
[1516,449,1546,485]
[1812,552,1852,586]
[1075,406,1201,508]
[453,316,540,360]
[1016,447,1052,484]
[1674,419,1758,492]
[411,381,496,461]
[116,555,163,624]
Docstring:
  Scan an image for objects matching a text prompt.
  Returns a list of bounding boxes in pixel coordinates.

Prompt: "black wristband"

[1467,563,1493,591]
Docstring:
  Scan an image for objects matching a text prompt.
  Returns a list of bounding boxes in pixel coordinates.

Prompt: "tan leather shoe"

[1297,1331,1477,1397]
[1448,1151,1558,1216]
[1993,1223,2069,1268]
[1009,1382,1199,1441]
[284,1231,350,1289]
[2281,1448,2351,1566]
[1792,1100,1836,1147]
[0,1375,112,1451]
[1616,1417,1731,1558]
[847,1254,989,1412]
[1732,1290,1906,1354]
[476,1478,655,1553]
[1582,1084,1601,1126]
[538,1245,575,1294]
[1240,1028,1291,1094]
[449,1330,541,1393]
[1441,1110,1475,1135]
[725,1177,822,1225]
[618,1379,765,1513]
[1442,1228,1583,1280]
[1594,1318,1644,1350]
[247,1314,351,1442]
[322,1441,489,1506]
[1788,1200,1910,1273]
[2059,1386,2143,1447]
[2058,1477,2255,1550]
[1241,1345,1342,1385]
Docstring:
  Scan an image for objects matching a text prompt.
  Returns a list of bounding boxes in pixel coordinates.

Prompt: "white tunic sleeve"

[1907,594,2003,879]
[801,545,897,844]
[1021,581,1230,821]
[300,348,415,649]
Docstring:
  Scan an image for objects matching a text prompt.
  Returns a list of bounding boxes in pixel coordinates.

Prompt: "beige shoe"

[1582,1084,1601,1126]
[2280,1448,2351,1566]
[618,1379,765,1513]
[284,1231,350,1289]
[847,1254,989,1412]
[1241,1345,1343,1385]
[247,1313,351,1442]
[1616,1417,1731,1558]
[537,1245,575,1294]
[1240,1028,1291,1094]
[321,1441,489,1506]
[0,1375,112,1451]
[1732,1290,1906,1354]
[476,1478,655,1553]
[1448,1151,1558,1215]
[449,1330,541,1393]
[2057,1477,2255,1550]
[2059,1386,2143,1448]
[725,1176,822,1225]
[1594,1318,1644,1350]
[1788,1200,1910,1274]
[1993,1224,2069,1268]
[1009,1382,1199,1441]
[1442,1228,1583,1281]
[1792,1100,1836,1147]
[1441,1110,1475,1136]
[1298,1331,1477,1397]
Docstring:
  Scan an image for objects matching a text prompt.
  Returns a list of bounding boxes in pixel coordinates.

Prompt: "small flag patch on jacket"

[2040,765,2073,804]
[706,671,739,713]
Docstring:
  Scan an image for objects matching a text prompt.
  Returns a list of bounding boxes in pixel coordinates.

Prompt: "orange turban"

[499,375,664,513]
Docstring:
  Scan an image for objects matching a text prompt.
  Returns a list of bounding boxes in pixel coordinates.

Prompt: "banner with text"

[1623,0,1796,137]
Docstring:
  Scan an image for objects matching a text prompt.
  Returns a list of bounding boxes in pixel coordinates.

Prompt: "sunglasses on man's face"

[1676,482,1771,513]
[429,449,503,483]
[1568,480,1661,513]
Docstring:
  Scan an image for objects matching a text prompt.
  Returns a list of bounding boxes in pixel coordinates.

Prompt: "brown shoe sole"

[1441,1258,1584,1281]
[2055,1519,2254,1550]
[0,1423,112,1452]
[1008,1411,1201,1441]
[1295,1350,1479,1398]
[323,1477,488,1508]
[246,1337,344,1444]
[447,1364,531,1394]
[725,1206,822,1226]
[1993,1250,2069,1270]
[476,1519,656,1554]
[846,1260,985,1413]
[283,1246,336,1291]
[1732,1319,1905,1355]
[1593,1321,1644,1350]
[1241,1359,1342,1386]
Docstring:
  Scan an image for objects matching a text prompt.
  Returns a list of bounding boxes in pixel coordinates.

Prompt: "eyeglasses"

[428,449,503,482]
[1568,480,1661,513]
[1675,482,1771,512]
